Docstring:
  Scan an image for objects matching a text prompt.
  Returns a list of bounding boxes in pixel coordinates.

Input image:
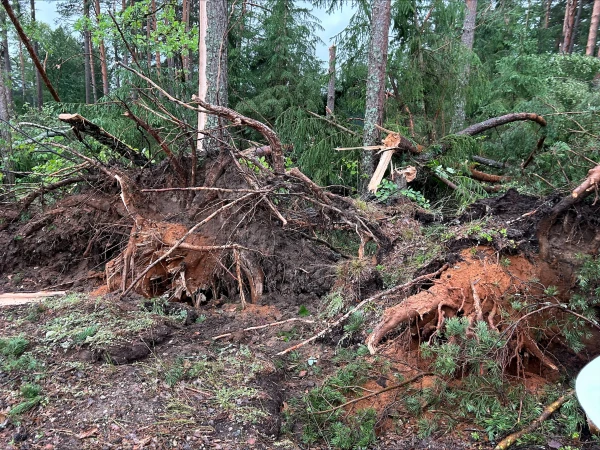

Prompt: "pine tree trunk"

[561,0,578,53]
[569,0,583,53]
[362,0,391,191]
[93,0,110,96]
[544,0,553,28]
[152,0,161,74]
[83,0,92,103]
[453,0,477,132]
[205,0,228,155]
[29,0,42,108]
[327,45,336,116]
[587,0,600,55]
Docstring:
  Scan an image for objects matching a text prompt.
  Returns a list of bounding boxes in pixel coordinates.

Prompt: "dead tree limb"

[58,113,148,166]
[212,318,316,341]
[122,110,187,185]
[472,155,510,169]
[276,265,448,356]
[494,390,573,450]
[521,136,546,169]
[1,0,61,102]
[457,113,547,136]
[469,167,508,183]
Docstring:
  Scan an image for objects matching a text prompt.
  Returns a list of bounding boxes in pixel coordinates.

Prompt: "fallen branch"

[469,167,508,183]
[521,136,545,169]
[58,113,147,166]
[457,113,547,136]
[472,155,510,169]
[212,318,316,340]
[314,372,433,415]
[494,390,573,450]
[276,264,448,356]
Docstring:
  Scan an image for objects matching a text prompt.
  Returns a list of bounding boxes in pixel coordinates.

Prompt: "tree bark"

[88,37,98,103]
[0,20,13,187]
[59,113,148,165]
[587,0,600,55]
[453,0,478,132]
[205,0,229,155]
[0,9,13,107]
[568,0,583,54]
[544,0,553,28]
[362,0,392,192]
[93,0,110,96]
[83,0,92,103]
[561,0,578,53]
[326,45,336,116]
[182,0,190,80]
[29,0,42,108]
[197,0,207,155]
[1,0,60,102]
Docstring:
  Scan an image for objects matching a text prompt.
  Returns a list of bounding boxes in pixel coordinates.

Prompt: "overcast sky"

[35,0,351,65]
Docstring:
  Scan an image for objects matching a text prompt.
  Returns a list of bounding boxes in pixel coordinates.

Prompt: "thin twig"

[212,318,316,340]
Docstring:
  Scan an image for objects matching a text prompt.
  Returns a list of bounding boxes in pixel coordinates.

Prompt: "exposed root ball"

[366,248,558,371]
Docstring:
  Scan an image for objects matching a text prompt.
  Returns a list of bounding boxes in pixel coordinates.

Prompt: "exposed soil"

[2,172,600,449]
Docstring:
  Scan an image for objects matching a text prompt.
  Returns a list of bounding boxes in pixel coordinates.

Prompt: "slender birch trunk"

[544,0,552,28]
[362,0,391,191]
[197,0,207,155]
[326,45,336,116]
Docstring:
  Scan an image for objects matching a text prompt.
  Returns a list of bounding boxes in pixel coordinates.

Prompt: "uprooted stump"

[365,245,588,377]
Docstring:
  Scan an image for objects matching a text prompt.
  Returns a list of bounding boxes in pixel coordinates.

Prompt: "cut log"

[58,113,148,166]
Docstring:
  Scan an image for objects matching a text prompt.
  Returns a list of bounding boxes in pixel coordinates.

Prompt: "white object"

[576,355,600,428]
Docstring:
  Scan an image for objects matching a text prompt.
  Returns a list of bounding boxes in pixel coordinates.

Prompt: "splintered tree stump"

[366,248,558,372]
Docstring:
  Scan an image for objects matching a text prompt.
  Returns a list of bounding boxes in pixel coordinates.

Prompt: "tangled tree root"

[365,248,560,372]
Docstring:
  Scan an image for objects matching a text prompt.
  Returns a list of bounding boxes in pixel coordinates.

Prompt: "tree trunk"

[326,45,336,116]
[88,37,98,103]
[29,0,42,108]
[587,0,600,55]
[453,0,478,132]
[544,0,553,28]
[83,0,92,103]
[362,0,392,192]
[569,0,583,53]
[1,0,60,102]
[0,9,12,107]
[93,0,110,96]
[182,0,190,80]
[205,0,228,155]
[561,0,578,53]
[0,13,13,187]
[197,0,207,158]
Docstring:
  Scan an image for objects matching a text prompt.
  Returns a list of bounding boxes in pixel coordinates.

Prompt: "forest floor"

[1,187,600,449]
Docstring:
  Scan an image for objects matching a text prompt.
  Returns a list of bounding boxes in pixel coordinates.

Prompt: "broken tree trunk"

[58,113,148,166]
